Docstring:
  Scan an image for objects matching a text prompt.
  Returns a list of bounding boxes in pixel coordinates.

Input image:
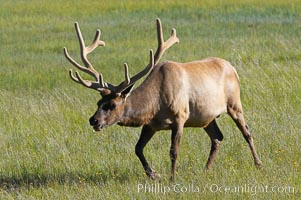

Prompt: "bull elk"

[63,18,262,181]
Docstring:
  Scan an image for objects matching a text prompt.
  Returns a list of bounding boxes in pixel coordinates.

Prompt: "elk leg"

[204,119,224,170]
[135,125,157,179]
[227,106,262,167]
[170,123,184,181]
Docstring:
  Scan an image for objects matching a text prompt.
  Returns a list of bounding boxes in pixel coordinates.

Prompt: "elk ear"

[120,84,135,100]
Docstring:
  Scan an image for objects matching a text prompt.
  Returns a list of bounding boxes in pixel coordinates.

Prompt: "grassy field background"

[0,0,300,199]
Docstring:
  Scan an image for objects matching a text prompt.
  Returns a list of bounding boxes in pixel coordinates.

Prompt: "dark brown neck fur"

[118,70,161,127]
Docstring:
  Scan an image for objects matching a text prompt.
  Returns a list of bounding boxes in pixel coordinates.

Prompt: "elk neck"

[117,77,160,127]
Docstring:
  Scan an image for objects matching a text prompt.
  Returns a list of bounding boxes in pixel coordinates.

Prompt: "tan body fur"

[120,58,239,129]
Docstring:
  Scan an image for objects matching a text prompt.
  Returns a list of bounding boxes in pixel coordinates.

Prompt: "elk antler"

[63,22,108,91]
[112,18,179,93]
[113,50,155,94]
[64,19,179,95]
[154,18,179,65]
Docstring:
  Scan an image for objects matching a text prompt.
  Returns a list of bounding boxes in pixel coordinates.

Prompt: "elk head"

[64,19,179,131]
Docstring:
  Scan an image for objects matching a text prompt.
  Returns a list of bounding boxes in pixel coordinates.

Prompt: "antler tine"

[128,49,154,84]
[123,63,131,85]
[68,69,79,83]
[64,47,85,73]
[87,28,106,53]
[68,69,95,88]
[154,18,179,65]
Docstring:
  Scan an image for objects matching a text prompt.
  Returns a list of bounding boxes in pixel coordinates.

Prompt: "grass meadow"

[0,0,300,199]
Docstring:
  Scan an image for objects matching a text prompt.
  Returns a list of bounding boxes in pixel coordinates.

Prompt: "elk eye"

[102,102,116,111]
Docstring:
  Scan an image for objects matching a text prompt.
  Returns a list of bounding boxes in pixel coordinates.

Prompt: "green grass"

[0,0,300,199]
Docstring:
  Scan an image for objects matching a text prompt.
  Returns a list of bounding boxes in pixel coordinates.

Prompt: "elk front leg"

[135,125,158,179]
[204,119,224,170]
[170,123,184,181]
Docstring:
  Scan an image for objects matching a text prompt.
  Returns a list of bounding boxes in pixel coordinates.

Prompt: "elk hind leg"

[170,122,184,181]
[204,119,224,170]
[227,105,262,167]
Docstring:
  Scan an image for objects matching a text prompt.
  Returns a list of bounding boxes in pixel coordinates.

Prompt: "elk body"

[64,19,262,180]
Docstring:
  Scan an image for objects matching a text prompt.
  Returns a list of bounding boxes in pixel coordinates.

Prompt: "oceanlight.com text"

[137,183,295,195]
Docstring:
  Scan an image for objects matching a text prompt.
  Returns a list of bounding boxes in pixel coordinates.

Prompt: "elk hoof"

[146,170,161,180]
[255,160,263,169]
[170,175,175,182]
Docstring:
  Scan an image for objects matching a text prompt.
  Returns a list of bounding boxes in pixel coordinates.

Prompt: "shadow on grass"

[0,170,132,190]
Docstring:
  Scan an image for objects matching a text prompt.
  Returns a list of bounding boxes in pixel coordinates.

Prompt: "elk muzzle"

[89,116,103,131]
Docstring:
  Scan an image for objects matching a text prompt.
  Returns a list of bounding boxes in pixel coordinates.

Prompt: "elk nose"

[89,117,98,126]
